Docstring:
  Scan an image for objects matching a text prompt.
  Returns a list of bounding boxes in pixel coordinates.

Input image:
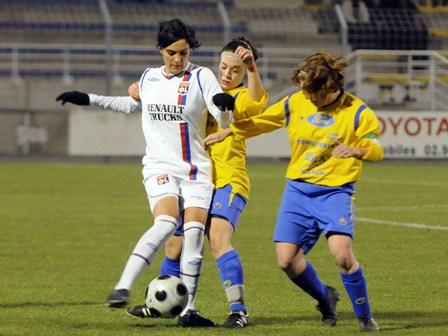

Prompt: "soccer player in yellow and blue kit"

[203,38,268,328]
[128,36,268,328]
[204,52,383,332]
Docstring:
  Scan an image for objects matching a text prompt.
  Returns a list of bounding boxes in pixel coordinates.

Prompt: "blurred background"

[0,0,447,159]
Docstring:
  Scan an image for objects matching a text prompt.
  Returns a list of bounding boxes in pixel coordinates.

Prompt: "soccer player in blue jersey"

[204,52,382,332]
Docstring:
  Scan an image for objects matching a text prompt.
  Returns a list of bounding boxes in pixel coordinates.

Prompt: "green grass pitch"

[0,160,447,335]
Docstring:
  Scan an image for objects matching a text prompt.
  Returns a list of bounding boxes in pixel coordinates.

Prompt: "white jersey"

[89,62,232,183]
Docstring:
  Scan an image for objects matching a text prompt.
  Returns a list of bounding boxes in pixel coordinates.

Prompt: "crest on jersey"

[338,217,347,226]
[178,82,190,95]
[157,174,169,185]
[307,113,334,128]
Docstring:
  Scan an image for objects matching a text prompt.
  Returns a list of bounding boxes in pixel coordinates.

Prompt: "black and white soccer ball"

[144,275,188,318]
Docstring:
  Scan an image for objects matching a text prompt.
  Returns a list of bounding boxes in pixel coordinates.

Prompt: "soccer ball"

[145,275,188,318]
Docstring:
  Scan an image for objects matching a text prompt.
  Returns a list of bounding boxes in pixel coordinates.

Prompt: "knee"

[275,244,304,274]
[165,236,182,260]
[208,235,222,255]
[277,255,294,273]
[209,235,232,258]
[332,251,356,273]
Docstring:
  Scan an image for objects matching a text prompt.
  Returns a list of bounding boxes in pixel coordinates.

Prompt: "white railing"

[260,49,448,110]
[345,49,448,110]
[2,44,448,110]
[0,43,313,96]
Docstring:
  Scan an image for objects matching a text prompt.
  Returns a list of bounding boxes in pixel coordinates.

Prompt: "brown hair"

[291,52,348,93]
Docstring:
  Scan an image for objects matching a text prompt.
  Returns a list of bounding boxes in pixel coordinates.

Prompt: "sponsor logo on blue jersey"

[307,114,334,127]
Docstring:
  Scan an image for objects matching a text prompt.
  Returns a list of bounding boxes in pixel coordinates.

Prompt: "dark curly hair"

[157,18,201,50]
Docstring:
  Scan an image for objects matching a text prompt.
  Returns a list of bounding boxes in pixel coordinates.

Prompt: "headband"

[237,40,252,52]
[220,51,239,58]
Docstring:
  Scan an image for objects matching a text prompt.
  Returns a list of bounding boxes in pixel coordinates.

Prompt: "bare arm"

[235,46,264,102]
[203,128,233,146]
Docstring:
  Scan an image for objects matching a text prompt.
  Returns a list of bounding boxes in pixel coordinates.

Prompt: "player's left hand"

[235,46,256,72]
[212,93,235,111]
[204,128,233,147]
[331,141,363,159]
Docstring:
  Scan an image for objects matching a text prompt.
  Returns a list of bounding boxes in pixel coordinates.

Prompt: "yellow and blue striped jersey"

[207,85,268,199]
[230,90,383,187]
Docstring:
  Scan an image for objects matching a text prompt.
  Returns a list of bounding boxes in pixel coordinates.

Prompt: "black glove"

[212,93,235,111]
[56,91,90,106]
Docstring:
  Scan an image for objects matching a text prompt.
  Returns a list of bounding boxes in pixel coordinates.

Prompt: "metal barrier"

[0,43,313,95]
[345,49,448,110]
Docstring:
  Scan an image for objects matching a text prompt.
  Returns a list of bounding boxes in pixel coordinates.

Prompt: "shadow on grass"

[128,322,181,329]
[251,312,346,326]
[0,301,101,309]
[252,311,448,331]
[372,311,448,331]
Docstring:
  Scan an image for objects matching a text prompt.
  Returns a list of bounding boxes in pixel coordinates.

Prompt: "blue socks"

[216,249,246,313]
[160,256,180,277]
[291,261,327,302]
[291,261,373,319]
[341,267,372,318]
[161,250,247,314]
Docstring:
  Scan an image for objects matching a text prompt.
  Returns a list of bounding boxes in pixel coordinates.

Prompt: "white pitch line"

[361,178,448,187]
[358,204,448,211]
[357,217,448,231]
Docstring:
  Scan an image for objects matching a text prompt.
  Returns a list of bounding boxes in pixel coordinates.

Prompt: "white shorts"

[143,172,214,213]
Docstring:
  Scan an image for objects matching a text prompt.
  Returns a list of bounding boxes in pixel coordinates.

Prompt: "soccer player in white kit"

[57,18,234,327]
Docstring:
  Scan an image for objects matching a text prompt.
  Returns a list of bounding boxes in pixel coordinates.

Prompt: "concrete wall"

[67,108,291,158]
[0,77,291,158]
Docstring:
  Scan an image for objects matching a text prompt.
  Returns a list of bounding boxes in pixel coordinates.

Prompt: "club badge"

[178,82,190,95]
[157,174,169,185]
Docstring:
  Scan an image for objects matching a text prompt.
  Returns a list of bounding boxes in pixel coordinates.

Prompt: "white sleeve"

[198,67,234,128]
[88,94,140,114]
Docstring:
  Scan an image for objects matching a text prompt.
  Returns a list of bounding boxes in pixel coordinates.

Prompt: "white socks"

[180,221,206,313]
[115,215,177,290]
[114,216,207,316]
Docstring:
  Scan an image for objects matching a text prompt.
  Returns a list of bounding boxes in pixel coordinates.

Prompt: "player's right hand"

[203,128,233,147]
[56,91,90,106]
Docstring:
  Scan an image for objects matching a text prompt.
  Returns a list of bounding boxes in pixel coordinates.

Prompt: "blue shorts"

[273,179,355,254]
[174,184,247,235]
